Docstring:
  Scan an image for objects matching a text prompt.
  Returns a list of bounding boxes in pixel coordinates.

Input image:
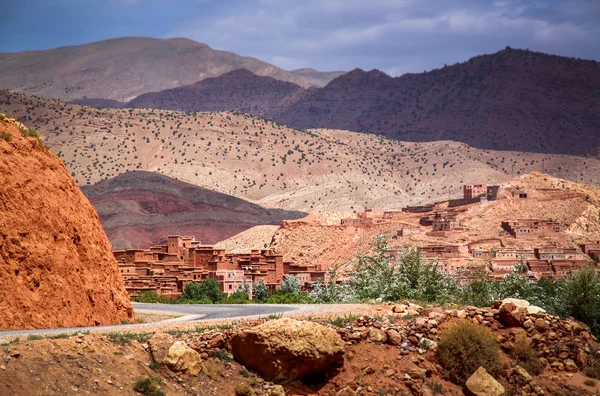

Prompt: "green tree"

[182,278,223,303]
[281,274,300,294]
[253,279,269,301]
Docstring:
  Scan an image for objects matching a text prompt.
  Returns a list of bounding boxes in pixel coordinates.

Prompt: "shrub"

[511,338,543,375]
[107,332,153,344]
[183,278,223,303]
[234,383,254,396]
[554,266,600,336]
[132,291,172,304]
[0,131,12,142]
[224,290,250,304]
[18,126,44,146]
[133,376,164,396]
[436,321,502,385]
[253,279,269,301]
[584,379,597,387]
[281,274,300,294]
[214,350,233,362]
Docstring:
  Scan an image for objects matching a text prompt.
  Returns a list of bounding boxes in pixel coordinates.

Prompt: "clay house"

[464,184,487,199]
[114,235,327,299]
[431,212,462,232]
[535,247,567,260]
[340,217,363,225]
[402,204,435,213]
[419,245,460,259]
[501,219,563,238]
[527,260,555,281]
[487,185,500,201]
[396,225,421,237]
[582,242,600,254]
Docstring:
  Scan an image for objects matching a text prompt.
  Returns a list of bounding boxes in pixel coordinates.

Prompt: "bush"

[133,376,164,396]
[132,291,172,304]
[234,383,254,396]
[554,266,600,336]
[224,290,250,304]
[265,290,309,304]
[0,131,11,142]
[281,274,300,294]
[18,126,44,146]
[183,279,223,303]
[511,338,543,376]
[436,321,502,385]
[253,279,269,302]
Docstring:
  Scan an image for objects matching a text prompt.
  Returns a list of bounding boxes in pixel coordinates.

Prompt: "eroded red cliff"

[0,116,134,329]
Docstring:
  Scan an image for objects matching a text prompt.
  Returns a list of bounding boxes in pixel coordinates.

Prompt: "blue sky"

[2,0,599,75]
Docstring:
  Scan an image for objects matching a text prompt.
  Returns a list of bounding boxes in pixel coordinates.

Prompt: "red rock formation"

[0,117,134,330]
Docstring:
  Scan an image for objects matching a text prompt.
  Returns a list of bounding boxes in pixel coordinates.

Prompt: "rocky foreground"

[0,299,599,395]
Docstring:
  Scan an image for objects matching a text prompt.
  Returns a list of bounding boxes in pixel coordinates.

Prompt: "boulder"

[499,298,530,309]
[498,302,525,327]
[230,318,345,381]
[386,329,403,346]
[165,341,203,376]
[147,333,174,363]
[464,366,505,396]
[368,327,387,343]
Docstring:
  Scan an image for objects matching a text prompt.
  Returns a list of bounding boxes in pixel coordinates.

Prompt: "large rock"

[230,318,345,381]
[0,118,133,329]
[464,366,505,396]
[165,341,203,376]
[498,302,525,327]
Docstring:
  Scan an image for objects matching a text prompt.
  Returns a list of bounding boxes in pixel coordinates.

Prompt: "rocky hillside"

[126,69,310,118]
[0,300,598,395]
[3,91,600,214]
[220,172,600,273]
[0,37,341,102]
[277,48,600,155]
[82,171,306,249]
[0,116,133,330]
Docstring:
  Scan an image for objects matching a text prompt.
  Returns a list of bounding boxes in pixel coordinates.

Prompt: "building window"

[229,285,232,290]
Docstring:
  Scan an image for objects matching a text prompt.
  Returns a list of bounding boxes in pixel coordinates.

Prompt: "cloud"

[165,0,600,74]
[3,0,599,74]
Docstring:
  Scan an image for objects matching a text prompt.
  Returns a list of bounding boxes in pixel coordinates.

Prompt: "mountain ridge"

[0,36,343,102]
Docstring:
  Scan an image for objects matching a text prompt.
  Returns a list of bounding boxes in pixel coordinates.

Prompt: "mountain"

[81,171,306,249]
[0,115,133,330]
[126,69,310,118]
[276,48,600,155]
[3,90,600,215]
[0,37,341,102]
[291,68,346,87]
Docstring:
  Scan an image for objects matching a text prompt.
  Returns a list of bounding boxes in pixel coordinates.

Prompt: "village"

[114,182,600,299]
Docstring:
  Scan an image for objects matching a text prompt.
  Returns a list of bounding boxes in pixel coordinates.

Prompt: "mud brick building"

[501,219,564,238]
[115,235,325,299]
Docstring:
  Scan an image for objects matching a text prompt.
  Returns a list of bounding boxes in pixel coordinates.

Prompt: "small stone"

[564,359,578,373]
[464,366,505,396]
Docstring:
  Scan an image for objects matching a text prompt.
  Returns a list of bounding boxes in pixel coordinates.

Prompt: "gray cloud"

[167,0,600,74]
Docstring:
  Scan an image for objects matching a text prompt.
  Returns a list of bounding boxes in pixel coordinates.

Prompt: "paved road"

[0,303,305,340]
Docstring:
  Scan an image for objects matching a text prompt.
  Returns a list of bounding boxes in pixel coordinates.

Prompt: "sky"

[1,0,599,76]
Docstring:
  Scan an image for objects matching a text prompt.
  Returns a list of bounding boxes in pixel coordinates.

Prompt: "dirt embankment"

[0,116,133,330]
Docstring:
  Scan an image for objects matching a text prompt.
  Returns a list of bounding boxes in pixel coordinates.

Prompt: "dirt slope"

[82,171,306,249]
[276,48,600,155]
[2,91,600,214]
[0,37,328,101]
[0,116,133,330]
